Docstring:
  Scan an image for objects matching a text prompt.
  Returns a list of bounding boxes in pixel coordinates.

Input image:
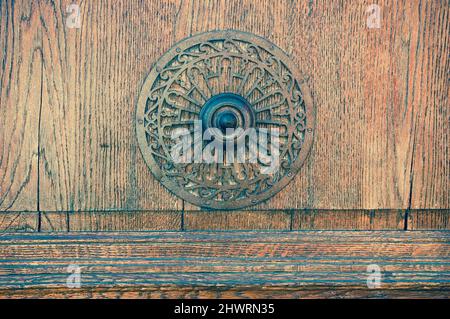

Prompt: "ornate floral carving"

[136,31,314,209]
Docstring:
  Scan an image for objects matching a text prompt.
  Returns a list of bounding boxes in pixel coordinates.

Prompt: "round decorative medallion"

[136,30,315,209]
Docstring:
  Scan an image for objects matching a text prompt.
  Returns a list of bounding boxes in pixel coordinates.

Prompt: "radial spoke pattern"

[136,31,314,209]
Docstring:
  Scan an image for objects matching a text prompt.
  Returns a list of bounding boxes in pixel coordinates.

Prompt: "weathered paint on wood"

[0,231,448,298]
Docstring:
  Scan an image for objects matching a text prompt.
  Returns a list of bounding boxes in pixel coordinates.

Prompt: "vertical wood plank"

[176,0,312,212]
[0,0,41,211]
[178,0,446,217]
[2,0,446,232]
[265,0,432,210]
[408,2,449,209]
[37,0,183,213]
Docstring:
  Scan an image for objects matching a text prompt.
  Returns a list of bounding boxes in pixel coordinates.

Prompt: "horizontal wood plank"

[408,210,450,230]
[1,286,448,299]
[69,211,182,231]
[0,212,38,232]
[184,210,291,230]
[0,231,448,298]
[292,209,405,230]
[3,209,450,231]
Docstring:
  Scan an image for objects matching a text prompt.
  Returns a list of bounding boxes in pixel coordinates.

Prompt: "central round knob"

[200,93,255,139]
[218,112,238,133]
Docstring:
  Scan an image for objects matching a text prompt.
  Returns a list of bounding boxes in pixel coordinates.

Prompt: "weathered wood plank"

[409,1,449,209]
[184,210,291,230]
[40,212,67,232]
[0,212,38,232]
[292,210,405,230]
[0,0,41,211]
[179,0,449,213]
[180,0,312,211]
[38,211,182,232]
[266,0,448,210]
[1,286,448,299]
[1,0,448,230]
[5,209,446,232]
[31,0,449,216]
[37,0,182,211]
[1,230,448,243]
[0,231,448,298]
[408,210,450,230]
[68,211,182,231]
[3,241,446,259]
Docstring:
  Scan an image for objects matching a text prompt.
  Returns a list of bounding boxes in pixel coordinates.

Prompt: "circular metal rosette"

[136,30,315,209]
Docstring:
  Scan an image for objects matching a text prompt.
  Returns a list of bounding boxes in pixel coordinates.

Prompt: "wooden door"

[0,0,448,298]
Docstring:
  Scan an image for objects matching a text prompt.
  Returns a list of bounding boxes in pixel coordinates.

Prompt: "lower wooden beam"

[1,286,448,299]
[0,231,448,298]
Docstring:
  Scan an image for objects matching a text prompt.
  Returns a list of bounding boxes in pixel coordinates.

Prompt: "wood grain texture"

[40,212,68,232]
[6,208,449,231]
[35,208,411,231]
[2,286,449,299]
[1,0,448,300]
[184,210,291,230]
[408,210,450,230]
[1,0,448,220]
[68,211,182,231]
[0,0,41,211]
[0,212,38,232]
[173,0,449,211]
[38,0,182,211]
[292,209,405,230]
[0,231,448,298]
[408,1,449,209]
